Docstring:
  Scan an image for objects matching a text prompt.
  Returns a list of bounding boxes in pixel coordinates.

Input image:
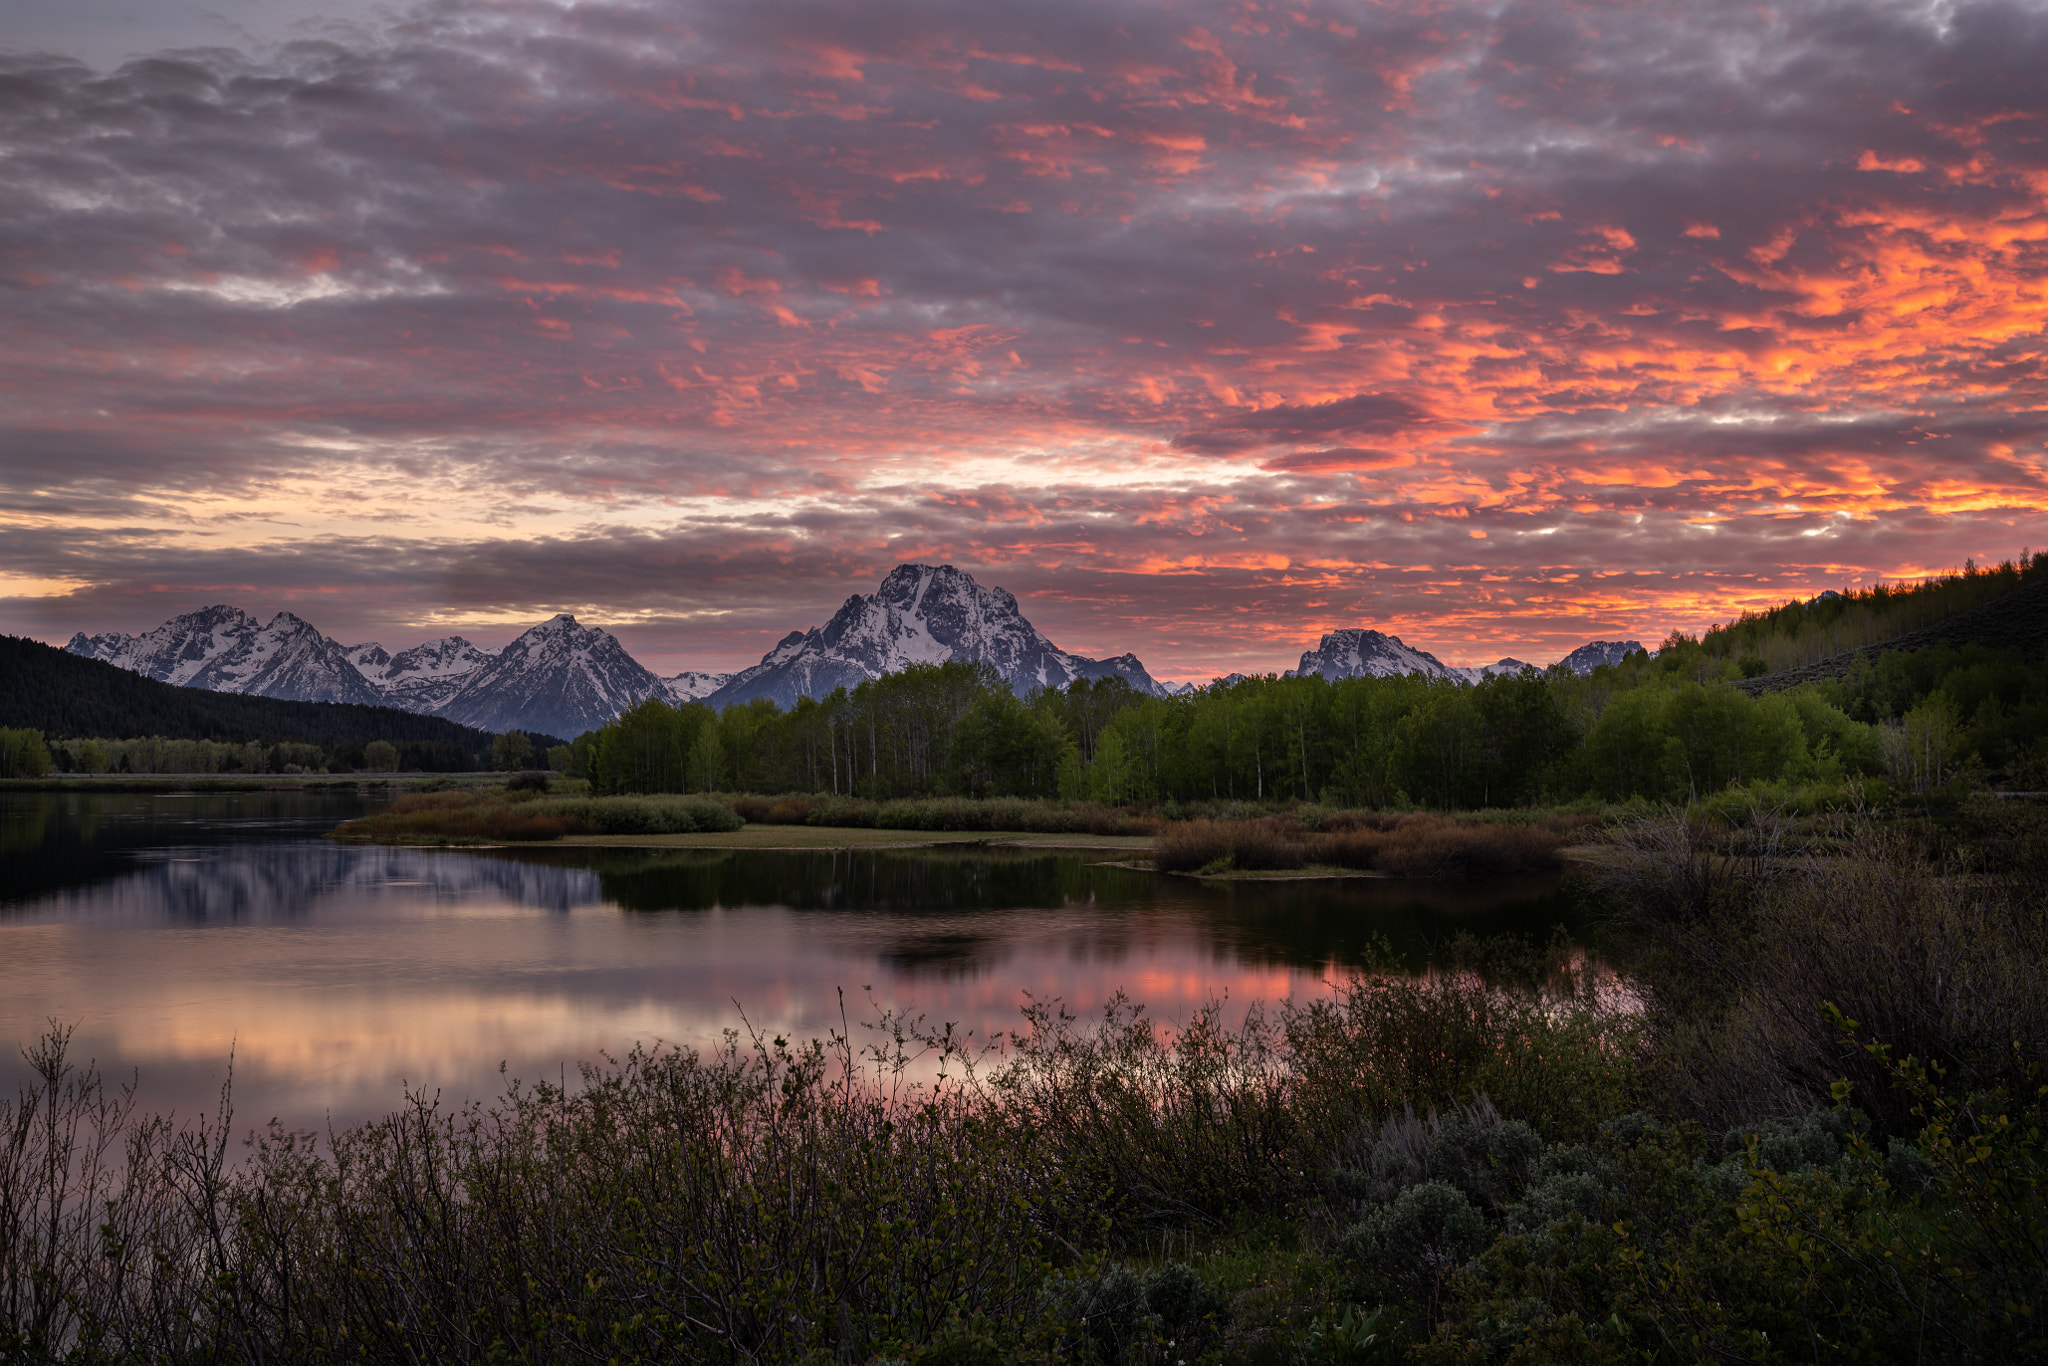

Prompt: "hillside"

[0,634,508,764]
[1733,565,2048,695]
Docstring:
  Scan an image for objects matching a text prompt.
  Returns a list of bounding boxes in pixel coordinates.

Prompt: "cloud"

[2,0,2046,675]
[1173,395,1438,454]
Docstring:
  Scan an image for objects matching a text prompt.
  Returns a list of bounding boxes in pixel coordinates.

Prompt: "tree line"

[568,628,2048,808]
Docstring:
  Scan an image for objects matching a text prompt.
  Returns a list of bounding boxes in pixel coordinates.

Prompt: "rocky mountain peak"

[707,563,1163,708]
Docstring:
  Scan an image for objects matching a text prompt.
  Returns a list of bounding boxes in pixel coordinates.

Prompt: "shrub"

[1333,1180,1488,1317]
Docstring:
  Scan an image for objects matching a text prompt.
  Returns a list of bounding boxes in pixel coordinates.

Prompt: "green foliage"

[361,738,399,772]
[1696,550,2048,672]
[1334,1180,1489,1317]
[0,728,51,778]
[1419,1030,2048,1364]
[489,728,533,770]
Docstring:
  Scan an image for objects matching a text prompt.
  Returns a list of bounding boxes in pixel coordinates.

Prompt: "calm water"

[0,792,1586,1132]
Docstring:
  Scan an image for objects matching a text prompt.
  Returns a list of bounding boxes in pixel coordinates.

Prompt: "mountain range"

[1288,631,1644,684]
[66,564,1645,739]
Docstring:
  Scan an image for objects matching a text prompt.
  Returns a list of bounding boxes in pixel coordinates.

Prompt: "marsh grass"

[730,793,1158,836]
[328,789,742,843]
[1599,804,2048,1133]
[1154,813,1600,877]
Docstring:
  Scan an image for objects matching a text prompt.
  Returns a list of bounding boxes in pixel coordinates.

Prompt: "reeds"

[1153,812,1601,876]
[1598,804,2048,1132]
[329,790,741,843]
[729,793,1157,836]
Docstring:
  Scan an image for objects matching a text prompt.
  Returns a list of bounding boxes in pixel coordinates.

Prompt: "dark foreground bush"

[329,790,742,843]
[1411,1046,2047,1363]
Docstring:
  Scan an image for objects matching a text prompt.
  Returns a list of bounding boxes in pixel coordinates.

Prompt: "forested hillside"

[568,558,2048,808]
[0,634,499,770]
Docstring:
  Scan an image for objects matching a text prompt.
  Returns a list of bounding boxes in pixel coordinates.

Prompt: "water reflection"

[0,794,1588,1135]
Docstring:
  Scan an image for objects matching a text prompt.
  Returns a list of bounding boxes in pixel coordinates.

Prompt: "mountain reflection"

[490,845,1585,976]
[2,792,1590,1134]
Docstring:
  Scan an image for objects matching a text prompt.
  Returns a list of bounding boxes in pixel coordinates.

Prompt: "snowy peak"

[345,642,393,682]
[664,670,733,703]
[432,614,670,740]
[68,605,381,704]
[181,611,386,705]
[68,604,263,687]
[707,563,1165,708]
[1556,639,1645,674]
[1447,658,1535,685]
[377,636,497,711]
[1291,629,1460,682]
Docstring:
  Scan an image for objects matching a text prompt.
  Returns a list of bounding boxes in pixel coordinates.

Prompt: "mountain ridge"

[61,572,1652,736]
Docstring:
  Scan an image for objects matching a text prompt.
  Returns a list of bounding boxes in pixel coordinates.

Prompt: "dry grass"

[331,790,741,843]
[728,793,1157,836]
[1598,808,2048,1132]
[1155,812,1601,877]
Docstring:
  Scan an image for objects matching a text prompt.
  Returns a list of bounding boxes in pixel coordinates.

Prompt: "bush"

[1333,1180,1488,1317]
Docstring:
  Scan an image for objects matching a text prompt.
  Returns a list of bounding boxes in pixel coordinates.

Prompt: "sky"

[3,0,2046,682]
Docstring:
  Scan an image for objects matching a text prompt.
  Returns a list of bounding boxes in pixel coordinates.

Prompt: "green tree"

[689,722,727,793]
[491,730,534,771]
[546,745,573,774]
[1389,685,1483,808]
[362,739,400,772]
[0,727,52,778]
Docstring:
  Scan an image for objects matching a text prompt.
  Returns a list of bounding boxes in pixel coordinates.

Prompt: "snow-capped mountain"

[707,564,1165,708]
[1286,629,1648,684]
[1288,629,1475,684]
[663,670,733,703]
[68,606,385,705]
[373,637,500,712]
[70,605,264,688]
[1448,658,1536,684]
[1556,639,1646,674]
[432,614,672,740]
[65,592,1648,740]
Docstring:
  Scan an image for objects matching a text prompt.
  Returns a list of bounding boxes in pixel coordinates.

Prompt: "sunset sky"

[4,0,2046,681]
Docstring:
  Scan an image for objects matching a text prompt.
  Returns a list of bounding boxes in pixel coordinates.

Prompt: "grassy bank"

[7,806,2045,1361]
[327,787,1608,875]
[0,773,509,794]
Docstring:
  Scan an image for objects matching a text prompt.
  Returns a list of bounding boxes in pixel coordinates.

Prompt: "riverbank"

[0,772,514,793]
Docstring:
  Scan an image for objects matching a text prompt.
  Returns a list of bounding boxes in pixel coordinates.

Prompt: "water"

[0,792,1586,1133]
